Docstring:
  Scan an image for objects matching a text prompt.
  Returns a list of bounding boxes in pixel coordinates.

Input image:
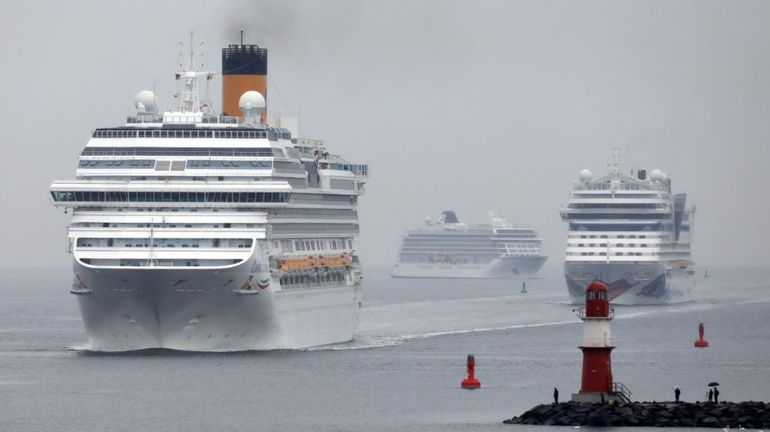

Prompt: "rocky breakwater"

[504,401,770,428]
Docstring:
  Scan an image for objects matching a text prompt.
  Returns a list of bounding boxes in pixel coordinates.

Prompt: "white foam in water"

[66,344,92,352]
[318,266,761,351]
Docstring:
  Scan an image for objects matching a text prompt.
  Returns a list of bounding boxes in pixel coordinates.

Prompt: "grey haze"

[1,0,769,270]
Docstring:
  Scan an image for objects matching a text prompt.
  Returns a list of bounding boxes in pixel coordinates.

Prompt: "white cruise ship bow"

[50,37,368,351]
[560,148,695,305]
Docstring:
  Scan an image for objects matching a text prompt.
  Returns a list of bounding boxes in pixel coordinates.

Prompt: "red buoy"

[694,322,709,348]
[461,354,481,389]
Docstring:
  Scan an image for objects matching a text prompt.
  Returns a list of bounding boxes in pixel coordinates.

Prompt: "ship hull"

[564,261,694,305]
[391,255,547,279]
[72,258,361,351]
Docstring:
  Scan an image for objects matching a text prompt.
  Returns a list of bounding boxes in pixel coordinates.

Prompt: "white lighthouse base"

[571,392,623,404]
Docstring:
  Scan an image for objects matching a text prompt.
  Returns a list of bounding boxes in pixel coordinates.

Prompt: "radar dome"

[134,90,157,114]
[579,169,593,181]
[650,169,665,181]
[239,91,266,118]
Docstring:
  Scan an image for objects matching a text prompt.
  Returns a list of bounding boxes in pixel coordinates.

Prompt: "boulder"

[503,401,770,428]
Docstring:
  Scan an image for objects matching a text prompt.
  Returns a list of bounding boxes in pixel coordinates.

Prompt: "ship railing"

[200,115,240,124]
[612,382,632,404]
[576,308,615,320]
[126,114,241,125]
[126,115,163,124]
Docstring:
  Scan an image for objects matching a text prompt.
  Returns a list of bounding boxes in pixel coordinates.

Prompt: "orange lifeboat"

[277,254,353,273]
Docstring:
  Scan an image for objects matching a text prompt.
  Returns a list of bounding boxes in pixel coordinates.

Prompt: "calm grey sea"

[1,265,768,431]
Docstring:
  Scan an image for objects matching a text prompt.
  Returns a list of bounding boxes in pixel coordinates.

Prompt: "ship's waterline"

[392,255,547,279]
[564,261,694,306]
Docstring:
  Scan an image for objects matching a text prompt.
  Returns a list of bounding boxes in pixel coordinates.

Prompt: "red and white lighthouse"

[572,280,620,403]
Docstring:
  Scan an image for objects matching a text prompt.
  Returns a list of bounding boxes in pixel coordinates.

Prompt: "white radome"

[579,169,593,182]
[650,169,665,181]
[239,91,266,117]
[134,90,157,114]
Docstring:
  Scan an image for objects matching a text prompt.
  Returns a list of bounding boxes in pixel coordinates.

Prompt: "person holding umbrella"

[708,382,720,404]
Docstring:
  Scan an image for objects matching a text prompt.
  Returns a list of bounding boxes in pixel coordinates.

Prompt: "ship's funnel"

[222,41,268,117]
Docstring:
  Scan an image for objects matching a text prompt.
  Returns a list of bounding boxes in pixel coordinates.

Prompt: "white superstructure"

[49,38,368,351]
[560,148,695,305]
[392,211,547,278]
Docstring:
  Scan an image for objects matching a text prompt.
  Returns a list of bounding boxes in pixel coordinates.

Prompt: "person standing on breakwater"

[714,387,720,404]
[708,388,714,403]
[553,387,559,404]
[675,386,681,403]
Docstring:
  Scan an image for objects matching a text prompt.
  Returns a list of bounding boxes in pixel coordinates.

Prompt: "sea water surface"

[0,265,768,431]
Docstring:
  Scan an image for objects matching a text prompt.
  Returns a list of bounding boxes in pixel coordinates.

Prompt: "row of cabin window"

[269,208,357,217]
[288,238,352,252]
[52,191,289,203]
[566,214,668,220]
[273,161,306,171]
[318,163,369,176]
[80,223,244,229]
[279,272,346,287]
[79,160,154,168]
[92,129,268,139]
[76,239,252,248]
[577,234,652,239]
[399,256,489,264]
[81,147,283,157]
[290,193,358,204]
[569,203,662,208]
[574,193,659,198]
[78,159,276,171]
[568,223,665,231]
[575,243,650,247]
[572,252,645,256]
[88,160,276,171]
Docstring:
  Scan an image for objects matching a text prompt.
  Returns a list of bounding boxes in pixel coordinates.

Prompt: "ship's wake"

[315,291,726,351]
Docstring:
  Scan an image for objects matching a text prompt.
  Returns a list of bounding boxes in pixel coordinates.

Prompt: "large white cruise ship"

[49,37,368,351]
[391,211,547,278]
[560,149,695,305]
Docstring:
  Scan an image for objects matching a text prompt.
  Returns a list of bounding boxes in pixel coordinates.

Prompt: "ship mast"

[174,31,214,113]
[607,147,623,176]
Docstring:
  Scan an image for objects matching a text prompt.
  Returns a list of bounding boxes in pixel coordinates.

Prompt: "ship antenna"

[189,31,195,71]
[240,28,244,45]
[173,31,216,113]
[147,218,157,267]
[607,147,623,176]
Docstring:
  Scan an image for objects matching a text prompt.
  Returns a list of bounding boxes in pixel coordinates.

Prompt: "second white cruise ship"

[560,149,695,305]
[49,36,368,351]
[392,211,547,278]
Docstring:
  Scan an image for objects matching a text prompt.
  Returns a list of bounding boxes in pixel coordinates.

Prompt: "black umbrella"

[708,382,719,387]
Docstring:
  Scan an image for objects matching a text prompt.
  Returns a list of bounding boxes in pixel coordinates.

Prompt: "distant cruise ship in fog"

[392,211,547,279]
[560,148,695,305]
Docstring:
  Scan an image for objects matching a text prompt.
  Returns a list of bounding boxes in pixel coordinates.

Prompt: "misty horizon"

[2,0,769,269]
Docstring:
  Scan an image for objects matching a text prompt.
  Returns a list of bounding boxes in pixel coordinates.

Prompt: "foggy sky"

[1,0,769,269]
